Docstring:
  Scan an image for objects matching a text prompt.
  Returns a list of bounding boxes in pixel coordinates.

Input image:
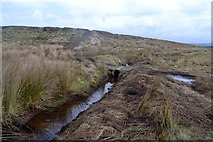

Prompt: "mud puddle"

[168,75,195,84]
[23,82,113,141]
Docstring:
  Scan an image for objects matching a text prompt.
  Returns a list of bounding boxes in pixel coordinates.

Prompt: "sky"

[1,0,212,43]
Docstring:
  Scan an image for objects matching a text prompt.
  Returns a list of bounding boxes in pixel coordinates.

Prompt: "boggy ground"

[2,26,212,140]
[55,62,212,140]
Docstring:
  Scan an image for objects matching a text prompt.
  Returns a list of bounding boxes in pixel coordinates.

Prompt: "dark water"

[24,82,113,141]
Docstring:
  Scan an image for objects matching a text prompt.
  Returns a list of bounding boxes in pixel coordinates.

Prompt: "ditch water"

[168,75,195,84]
[24,82,113,141]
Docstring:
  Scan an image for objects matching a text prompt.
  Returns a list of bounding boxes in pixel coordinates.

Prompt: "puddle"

[24,82,113,141]
[168,75,195,84]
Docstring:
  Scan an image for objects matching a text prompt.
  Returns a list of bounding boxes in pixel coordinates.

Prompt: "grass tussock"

[191,76,212,96]
[136,80,175,140]
[137,79,160,114]
[156,94,172,140]
[137,88,153,114]
[2,50,107,120]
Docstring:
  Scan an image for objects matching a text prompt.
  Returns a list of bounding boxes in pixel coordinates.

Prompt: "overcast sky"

[1,0,212,43]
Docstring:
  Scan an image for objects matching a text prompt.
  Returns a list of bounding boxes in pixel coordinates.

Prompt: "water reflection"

[168,75,195,84]
[25,82,113,141]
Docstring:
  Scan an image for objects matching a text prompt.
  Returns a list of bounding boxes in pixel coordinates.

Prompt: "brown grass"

[155,93,172,140]
[191,76,212,97]
[136,79,175,140]
[2,46,108,120]
[2,27,212,140]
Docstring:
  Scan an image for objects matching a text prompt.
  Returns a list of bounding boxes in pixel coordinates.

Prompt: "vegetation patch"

[2,26,212,140]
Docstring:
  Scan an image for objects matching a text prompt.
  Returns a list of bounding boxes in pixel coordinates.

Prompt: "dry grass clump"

[2,48,107,120]
[191,76,212,97]
[136,79,177,140]
[137,78,160,115]
[155,94,172,140]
